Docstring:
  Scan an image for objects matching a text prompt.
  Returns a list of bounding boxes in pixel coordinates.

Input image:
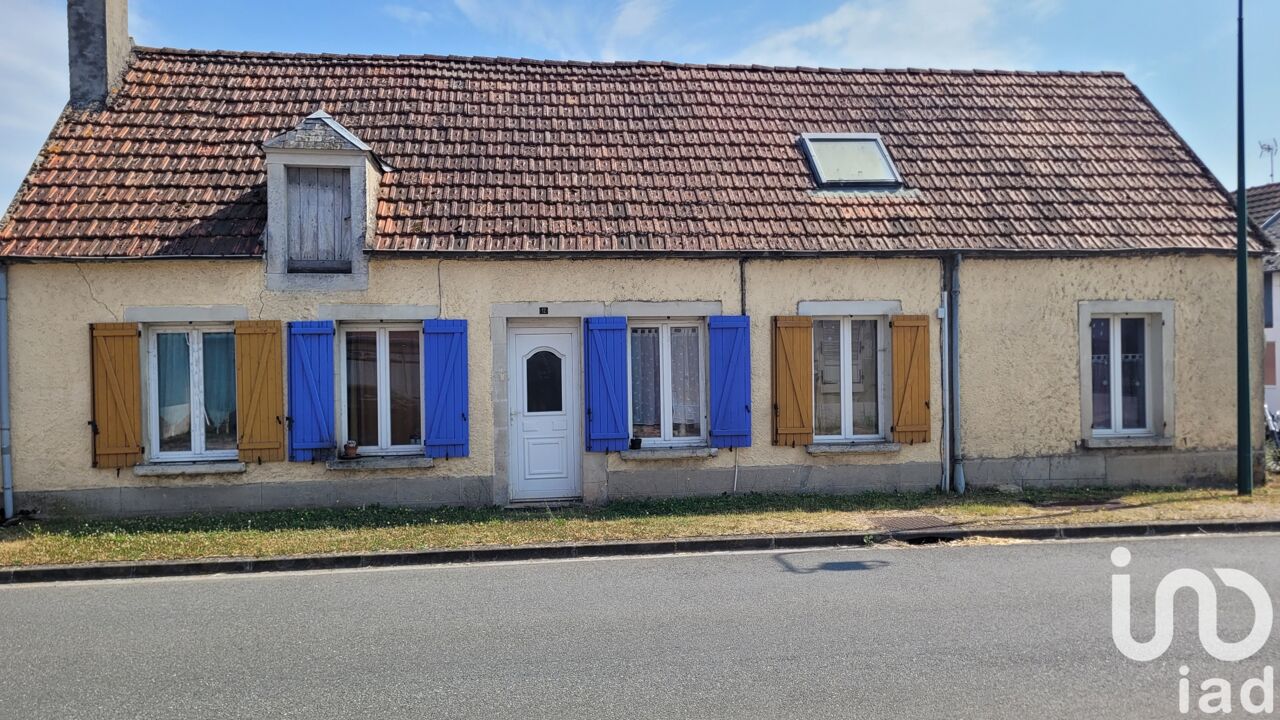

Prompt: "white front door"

[509,325,582,501]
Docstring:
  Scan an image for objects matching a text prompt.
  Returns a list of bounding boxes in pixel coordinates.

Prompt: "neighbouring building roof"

[1232,182,1280,270]
[1240,182,1280,233]
[0,47,1267,259]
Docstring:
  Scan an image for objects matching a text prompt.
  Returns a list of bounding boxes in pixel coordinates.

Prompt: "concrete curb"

[5,518,1280,585]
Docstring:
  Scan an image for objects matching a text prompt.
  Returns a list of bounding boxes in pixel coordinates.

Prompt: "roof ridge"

[130,45,1128,77]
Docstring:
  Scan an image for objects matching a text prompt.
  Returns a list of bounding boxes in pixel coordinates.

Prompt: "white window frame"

[145,324,239,463]
[337,323,424,456]
[812,316,889,443]
[1088,314,1155,437]
[1078,300,1175,445]
[626,318,709,448]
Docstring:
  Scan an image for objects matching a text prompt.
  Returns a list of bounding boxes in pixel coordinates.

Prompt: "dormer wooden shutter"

[890,315,931,444]
[771,316,813,446]
[90,323,144,468]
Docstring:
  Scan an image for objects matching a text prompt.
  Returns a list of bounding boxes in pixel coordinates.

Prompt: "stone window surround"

[1077,299,1175,448]
[489,300,723,506]
[264,150,377,292]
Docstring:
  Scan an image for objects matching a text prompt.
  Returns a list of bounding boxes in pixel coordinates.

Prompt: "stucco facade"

[3,252,1262,515]
[959,256,1264,488]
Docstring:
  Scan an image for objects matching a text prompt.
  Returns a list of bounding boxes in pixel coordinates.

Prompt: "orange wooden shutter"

[891,315,931,444]
[772,316,813,446]
[90,323,144,468]
[235,321,286,463]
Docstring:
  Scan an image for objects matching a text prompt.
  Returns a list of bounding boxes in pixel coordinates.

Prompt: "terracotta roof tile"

[0,47,1264,258]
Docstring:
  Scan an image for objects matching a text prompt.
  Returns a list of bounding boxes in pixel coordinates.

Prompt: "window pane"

[346,331,379,447]
[388,330,421,446]
[1120,318,1147,430]
[670,327,702,438]
[1090,318,1112,430]
[806,138,897,184]
[630,328,661,438]
[156,333,192,453]
[202,332,237,451]
[526,350,563,413]
[813,320,842,436]
[850,320,879,436]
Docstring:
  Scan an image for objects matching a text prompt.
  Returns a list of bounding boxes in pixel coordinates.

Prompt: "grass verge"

[2,484,1279,567]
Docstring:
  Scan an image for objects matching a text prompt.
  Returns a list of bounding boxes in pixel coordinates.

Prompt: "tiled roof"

[0,47,1265,259]
[1242,182,1280,232]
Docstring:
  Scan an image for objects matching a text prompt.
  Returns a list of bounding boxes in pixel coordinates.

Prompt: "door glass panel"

[1090,318,1112,430]
[156,332,192,453]
[850,320,879,436]
[1120,318,1147,430]
[526,350,563,413]
[202,332,237,451]
[630,328,661,438]
[388,330,421,445]
[813,320,842,436]
[670,326,702,438]
[345,331,379,447]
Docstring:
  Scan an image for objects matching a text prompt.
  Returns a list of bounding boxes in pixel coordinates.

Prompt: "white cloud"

[0,0,67,208]
[602,0,667,61]
[734,0,1037,70]
[451,0,668,60]
[452,0,599,57]
[383,3,434,29]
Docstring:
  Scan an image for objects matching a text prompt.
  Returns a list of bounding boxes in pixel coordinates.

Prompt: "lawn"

[2,484,1279,568]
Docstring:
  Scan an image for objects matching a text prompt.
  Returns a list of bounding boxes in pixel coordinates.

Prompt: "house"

[0,0,1267,518]
[1237,183,1280,411]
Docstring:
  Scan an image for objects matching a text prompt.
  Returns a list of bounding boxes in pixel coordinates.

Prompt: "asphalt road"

[3,535,1280,719]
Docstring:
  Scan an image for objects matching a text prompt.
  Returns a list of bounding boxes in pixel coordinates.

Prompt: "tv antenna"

[1262,139,1278,182]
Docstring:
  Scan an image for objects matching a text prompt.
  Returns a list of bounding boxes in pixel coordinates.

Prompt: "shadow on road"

[773,552,890,574]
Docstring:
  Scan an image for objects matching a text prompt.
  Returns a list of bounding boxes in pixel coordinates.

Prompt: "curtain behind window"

[670,327,701,437]
[202,332,237,450]
[630,328,661,438]
[156,333,191,452]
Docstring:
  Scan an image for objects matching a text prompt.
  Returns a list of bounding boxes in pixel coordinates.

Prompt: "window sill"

[619,447,719,461]
[1082,436,1175,449]
[325,455,435,471]
[133,461,247,477]
[806,442,901,455]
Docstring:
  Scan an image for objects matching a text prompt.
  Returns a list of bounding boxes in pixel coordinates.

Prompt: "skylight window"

[799,133,903,188]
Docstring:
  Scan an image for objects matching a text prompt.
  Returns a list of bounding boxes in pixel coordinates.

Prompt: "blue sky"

[2,0,1278,206]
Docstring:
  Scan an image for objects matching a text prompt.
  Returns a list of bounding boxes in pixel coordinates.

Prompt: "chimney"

[67,0,131,106]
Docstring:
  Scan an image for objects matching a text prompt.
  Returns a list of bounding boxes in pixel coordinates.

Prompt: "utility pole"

[1236,0,1252,495]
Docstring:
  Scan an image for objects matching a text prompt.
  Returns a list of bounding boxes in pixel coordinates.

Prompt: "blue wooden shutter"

[287,321,335,461]
[423,319,469,458]
[584,316,628,452]
[708,315,752,448]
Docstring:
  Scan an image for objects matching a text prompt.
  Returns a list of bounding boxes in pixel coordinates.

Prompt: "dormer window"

[262,109,391,291]
[799,133,903,189]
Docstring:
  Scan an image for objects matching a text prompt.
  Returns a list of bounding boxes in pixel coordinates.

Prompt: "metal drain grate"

[873,515,953,532]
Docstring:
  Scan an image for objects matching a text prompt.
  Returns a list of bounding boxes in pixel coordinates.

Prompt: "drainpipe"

[1,264,12,518]
[939,259,951,492]
[945,253,965,493]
